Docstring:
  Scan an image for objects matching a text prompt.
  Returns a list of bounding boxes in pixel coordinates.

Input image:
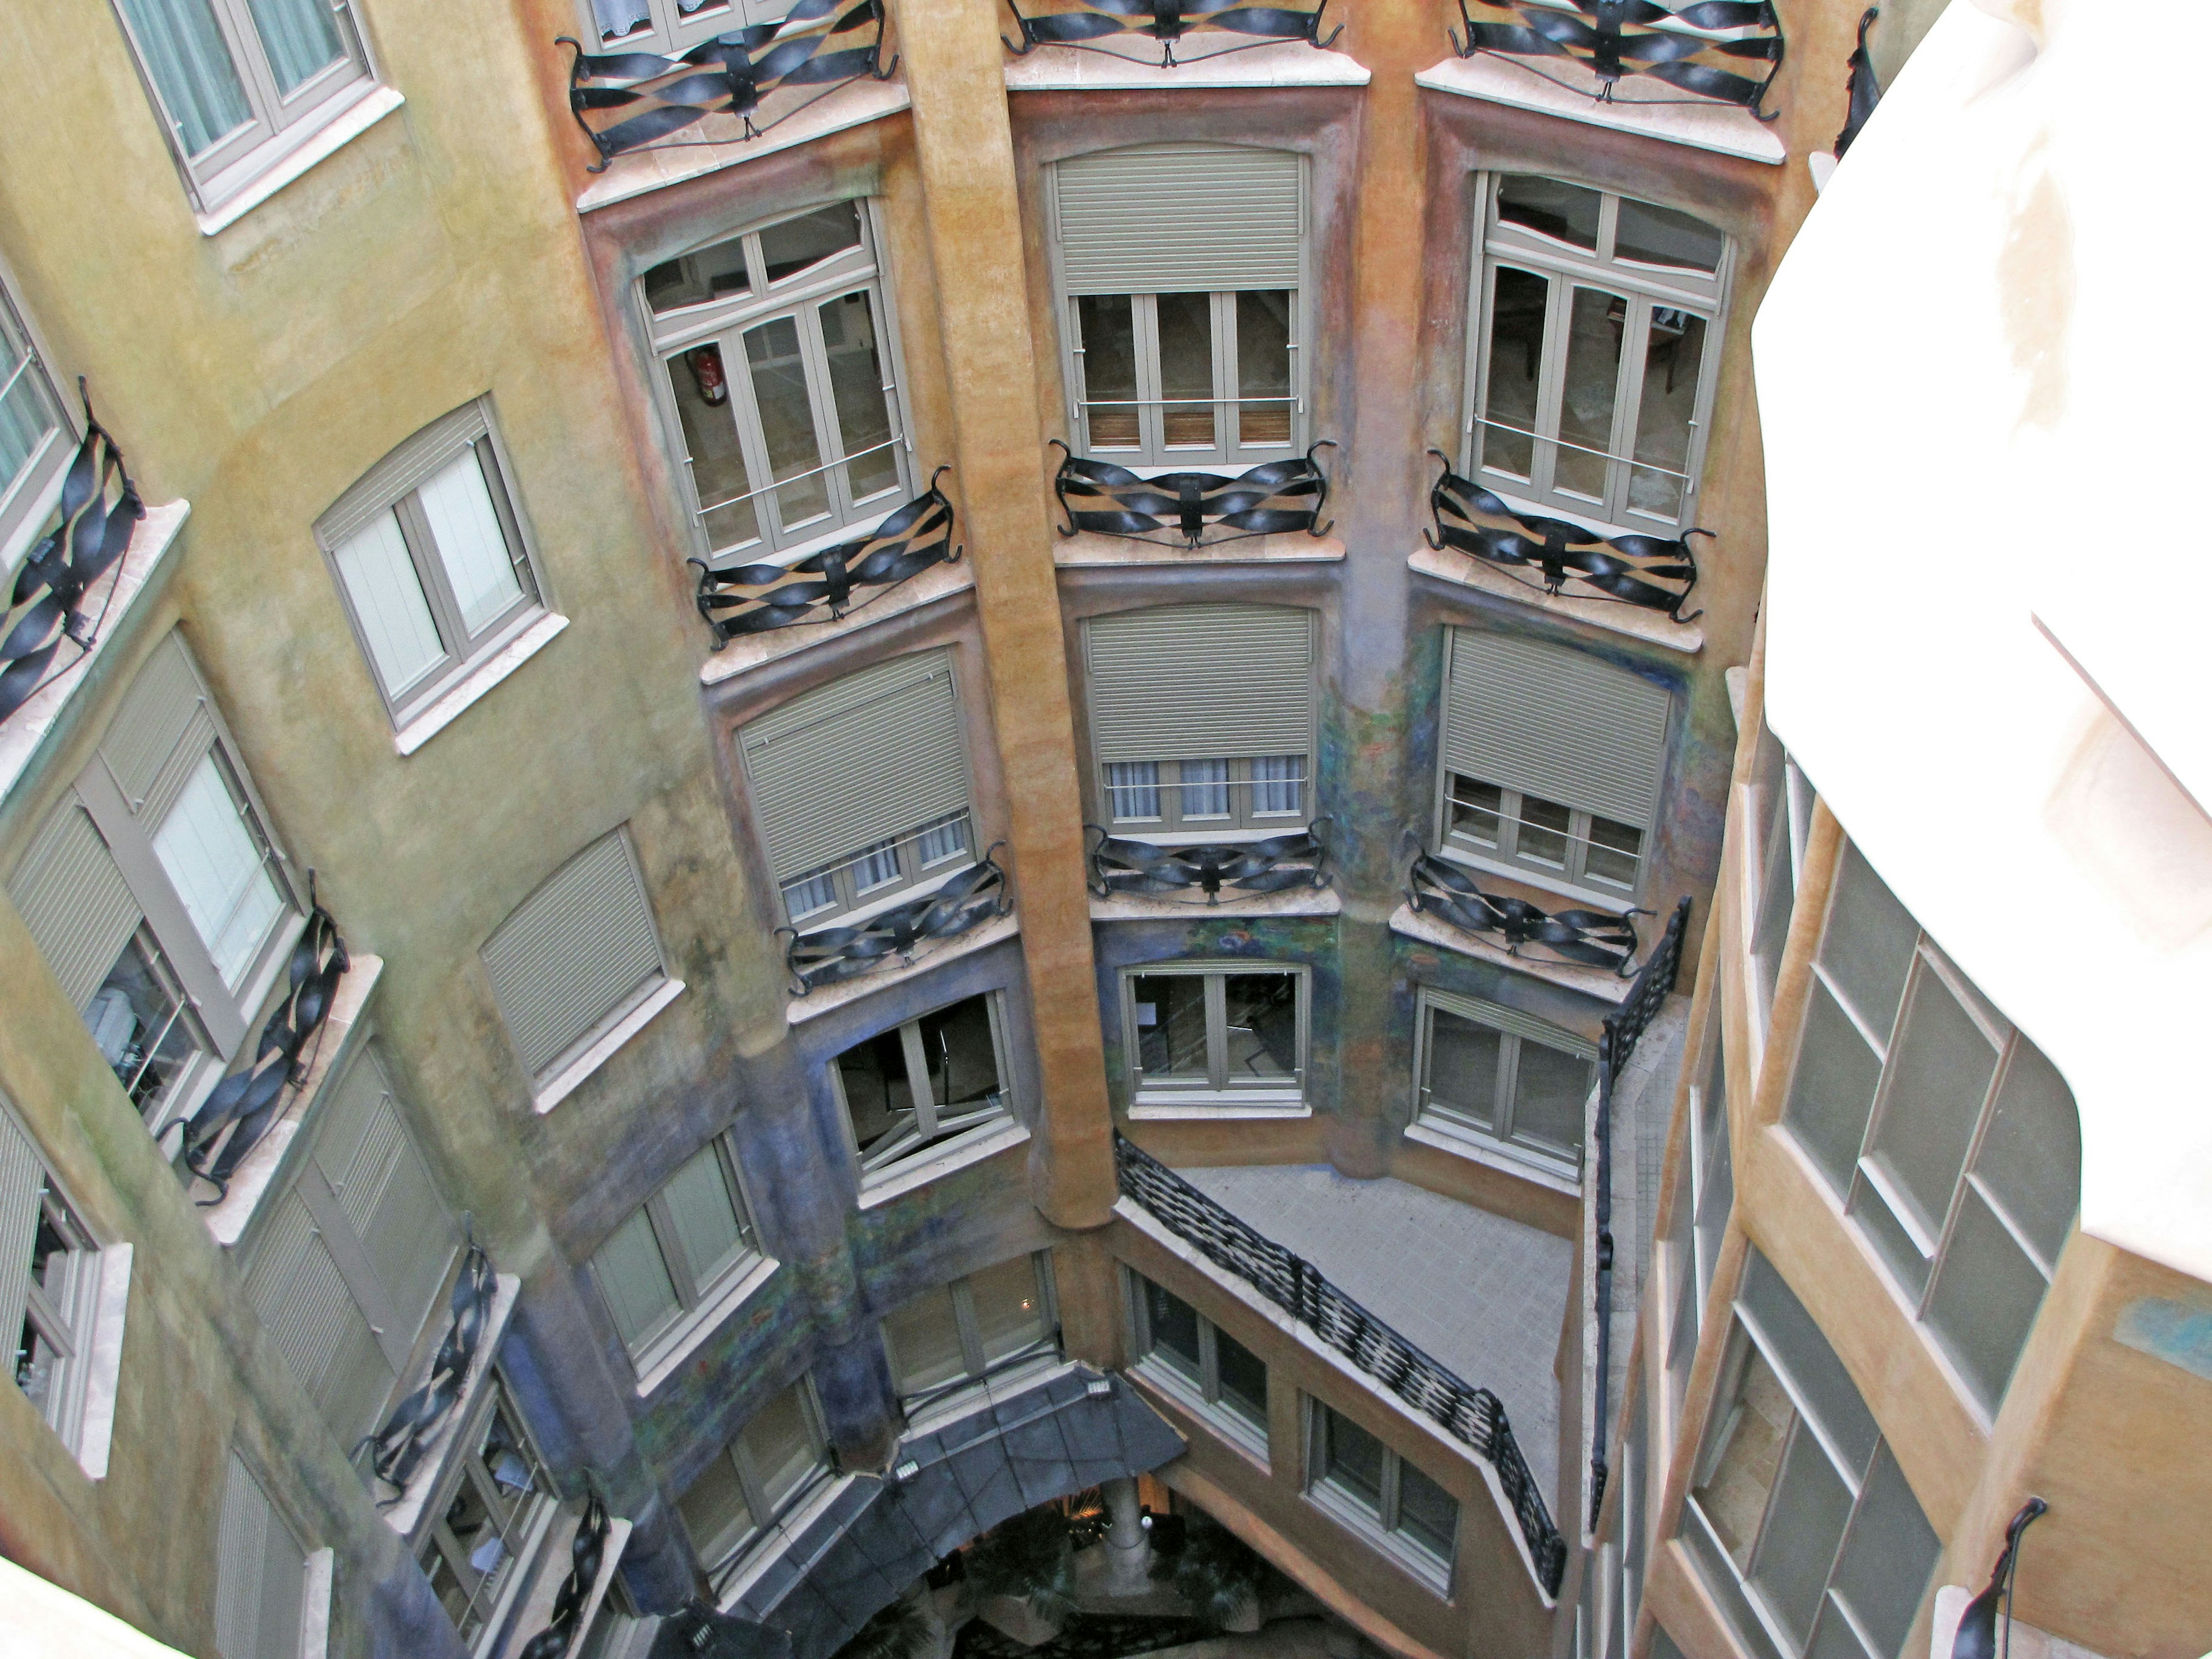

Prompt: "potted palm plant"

[1153,1519,1279,1634]
[966,1509,1076,1647]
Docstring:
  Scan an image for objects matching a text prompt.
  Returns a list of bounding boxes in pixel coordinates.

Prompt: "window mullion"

[1499,787,1524,862]
[950,1279,986,1378]
[1381,1449,1403,1531]
[1134,296,1165,465]
[1497,1034,1522,1141]
[900,1019,940,1139]
[392,494,465,665]
[1605,295,1653,523]
[723,323,786,551]
[475,436,543,609]
[1205,974,1228,1088]
[213,0,285,129]
[1198,1317,1219,1403]
[1566,809,1592,888]
[1213,291,1237,463]
[794,302,854,525]
[1531,274,1573,501]
[646,1196,701,1310]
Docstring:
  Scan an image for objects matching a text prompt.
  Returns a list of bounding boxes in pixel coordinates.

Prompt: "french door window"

[1413,990,1595,1180]
[883,1253,1058,1412]
[417,1383,558,1652]
[1071,289,1298,467]
[590,1137,762,1362]
[1124,964,1304,1109]
[645,201,911,563]
[1444,773,1643,895]
[832,994,1015,1184]
[1468,175,1727,532]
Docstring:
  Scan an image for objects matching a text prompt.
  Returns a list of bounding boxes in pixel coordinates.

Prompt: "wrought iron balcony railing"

[519,1493,612,1659]
[1406,850,1645,976]
[1087,820,1331,906]
[1051,440,1335,552]
[692,472,960,647]
[1449,0,1784,118]
[361,1238,495,1500]
[1004,0,1343,69]
[1835,6,1881,156]
[559,0,895,172]
[1425,455,1703,624]
[1115,1134,1567,1595]
[781,847,1009,995]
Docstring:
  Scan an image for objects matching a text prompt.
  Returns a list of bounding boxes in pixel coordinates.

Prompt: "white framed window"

[590,1135,763,1365]
[738,649,976,931]
[1781,844,2078,1416]
[1744,722,1813,1037]
[884,1252,1059,1412]
[578,0,793,56]
[643,199,912,566]
[416,1380,561,1654]
[315,399,549,729]
[1411,988,1594,1181]
[1085,604,1316,840]
[482,828,670,1086]
[3,1108,110,1461]
[677,1376,832,1577]
[1464,174,1729,533]
[0,268,72,570]
[1127,1271,1268,1458]
[832,993,1016,1185]
[1679,1252,1940,1659]
[1122,962,1305,1109]
[215,1452,316,1659]
[8,629,300,1132]
[1305,1400,1457,1592]
[1435,627,1672,906]
[109,0,378,215]
[1052,144,1305,469]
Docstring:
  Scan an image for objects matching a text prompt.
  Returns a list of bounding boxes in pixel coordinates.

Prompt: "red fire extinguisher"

[687,344,728,406]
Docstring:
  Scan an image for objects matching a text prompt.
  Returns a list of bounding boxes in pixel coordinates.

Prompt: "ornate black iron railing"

[1407,850,1645,976]
[1834,6,1881,156]
[559,0,895,172]
[692,472,960,646]
[782,847,1009,995]
[1003,0,1342,67]
[1086,820,1331,905]
[360,1237,495,1501]
[1051,440,1335,552]
[175,896,349,1203]
[0,388,145,726]
[1449,0,1784,117]
[1115,1134,1566,1594]
[1425,454,1703,624]
[519,1493,613,1659]
[1588,893,1691,1529]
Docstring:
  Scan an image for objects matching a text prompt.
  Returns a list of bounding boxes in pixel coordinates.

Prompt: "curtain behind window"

[116,0,252,156]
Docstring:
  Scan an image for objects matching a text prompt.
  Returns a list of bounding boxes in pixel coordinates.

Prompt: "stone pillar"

[887,0,1116,1232]
[1103,1477,1150,1588]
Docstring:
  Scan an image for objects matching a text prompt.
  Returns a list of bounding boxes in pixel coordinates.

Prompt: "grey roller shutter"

[482,830,665,1077]
[0,1110,46,1392]
[1055,144,1302,293]
[97,630,212,816]
[317,399,491,547]
[739,649,971,881]
[217,1454,307,1659]
[1086,604,1313,764]
[7,801,142,1010]
[244,1190,396,1449]
[1443,629,1672,830]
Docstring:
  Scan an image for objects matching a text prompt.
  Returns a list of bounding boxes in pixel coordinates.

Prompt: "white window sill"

[1054,528,1346,569]
[533,977,685,1116]
[857,1117,1031,1209]
[1389,902,1634,1008]
[1006,39,1369,91]
[785,908,1020,1026]
[395,612,569,756]
[631,1252,781,1398]
[899,1355,1074,1436]
[1402,1120,1581,1198]
[70,1243,133,1480]
[1409,543,1703,657]
[1090,885,1340,922]
[376,1272,523,1536]
[1128,1099,1310,1120]
[301,1548,336,1659]
[699,555,972,687]
[1303,1482,1453,1598]
[1101,826,1313,850]
[196,85,407,237]
[1415,53,1785,166]
[1128,1359,1271,1469]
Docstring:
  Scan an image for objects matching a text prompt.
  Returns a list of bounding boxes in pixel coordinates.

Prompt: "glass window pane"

[1223,974,1297,1080]
[677,1449,756,1565]
[1480,268,1548,479]
[1132,975,1208,1080]
[782,868,837,925]
[837,1030,914,1155]
[743,316,830,532]
[885,1284,967,1394]
[333,512,445,695]
[85,933,207,1123]
[1925,1186,2050,1415]
[1177,757,1230,820]
[850,839,900,893]
[1077,296,1141,450]
[1826,1443,1940,1659]
[759,203,862,283]
[1693,1339,1792,1570]
[1156,293,1217,449]
[1749,802,1797,1020]
[644,236,751,315]
[918,995,1002,1115]
[1214,1326,1267,1430]
[151,755,284,987]
[819,291,899,503]
[1512,1039,1592,1156]
[1108,761,1161,821]
[1425,1009,1502,1133]
[1971,1041,2079,1270]
[1784,980,1884,1195]
[594,1208,679,1350]
[1142,1279,1201,1378]
[244,0,345,95]
[1448,775,1503,847]
[1740,1253,1879,1472]
[1694,1099,1733,1305]
[1251,755,1303,816]
[662,1145,748,1291]
[417,448,526,637]
[668,349,760,554]
[1518,794,1572,868]
[116,0,253,157]
[1747,1421,1854,1648]
[1496,176,1602,247]
[1236,290,1293,448]
[0,304,63,493]
[1397,1462,1459,1563]
[1555,288,1626,501]
[1821,846,1919,1043]
[1865,968,1999,1238]
[741,1383,819,1511]
[1627,309,1705,522]
[969,1256,1050,1364]
[1585,815,1643,889]
[915,813,969,868]
[1614,197,1726,272]
[1319,1407,1385,1513]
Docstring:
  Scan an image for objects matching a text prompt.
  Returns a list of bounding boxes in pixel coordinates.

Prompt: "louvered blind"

[216,1454,307,1659]
[1055,144,1303,293]
[1086,604,1314,764]
[1442,630,1672,829]
[0,1110,46,1400]
[98,631,211,816]
[483,831,665,1077]
[7,801,142,1010]
[740,650,971,881]
[318,399,492,547]
[244,1191,395,1449]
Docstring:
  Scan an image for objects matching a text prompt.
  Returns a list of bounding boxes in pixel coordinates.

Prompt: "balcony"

[781,848,1010,997]
[1404,850,1646,977]
[1445,0,1785,118]
[1003,0,1343,70]
[1051,441,1335,554]
[1086,821,1332,908]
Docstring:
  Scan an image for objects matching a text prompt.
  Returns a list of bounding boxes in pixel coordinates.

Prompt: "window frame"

[681,1376,834,1578]
[1461,173,1730,535]
[1410,987,1597,1182]
[1101,755,1312,839]
[1062,287,1308,470]
[0,263,74,574]
[1439,773,1646,901]
[883,1252,1061,1416]
[828,991,1018,1187]
[589,1134,764,1365]
[575,0,794,57]
[1125,1270,1270,1460]
[1303,1399,1457,1592]
[314,399,551,730]
[642,197,916,569]
[8,1146,105,1457]
[107,0,380,217]
[414,1375,562,1656]
[1120,961,1308,1111]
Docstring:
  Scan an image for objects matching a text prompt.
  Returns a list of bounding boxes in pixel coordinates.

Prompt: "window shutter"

[1055,145,1302,293]
[739,650,970,881]
[1442,629,1672,830]
[7,801,143,1010]
[0,1109,46,1390]
[1086,604,1314,764]
[243,1191,396,1450]
[98,631,214,818]
[482,831,664,1077]
[317,399,491,548]
[216,1454,307,1659]
[1429,990,1596,1062]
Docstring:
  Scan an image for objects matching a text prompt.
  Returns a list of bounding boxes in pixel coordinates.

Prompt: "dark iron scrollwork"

[360,1236,496,1500]
[559,0,895,172]
[1835,6,1881,156]
[1407,849,1645,976]
[1051,440,1335,552]
[781,847,1009,995]
[175,893,349,1204]
[1425,453,1703,623]
[518,1492,613,1659]
[1086,820,1331,905]
[691,471,960,647]
[0,386,144,727]
[1450,0,1785,117]
[1003,0,1342,67]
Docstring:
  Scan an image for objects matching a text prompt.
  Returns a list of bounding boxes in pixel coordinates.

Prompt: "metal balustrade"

[360,1238,496,1501]
[781,847,1010,995]
[518,1493,611,1659]
[1406,849,1646,976]
[1449,0,1785,116]
[1051,440,1335,552]
[1086,820,1332,906]
[1113,1133,1568,1595]
[1003,0,1343,68]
